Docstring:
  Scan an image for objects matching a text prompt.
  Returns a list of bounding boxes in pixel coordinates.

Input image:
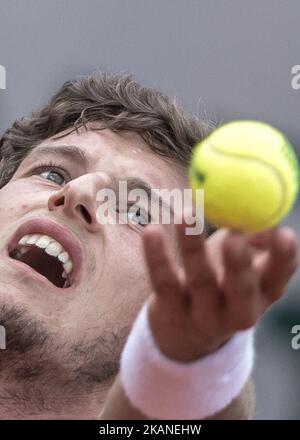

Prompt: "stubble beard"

[0,300,127,418]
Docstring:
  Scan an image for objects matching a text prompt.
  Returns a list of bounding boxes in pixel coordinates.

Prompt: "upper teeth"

[17,234,73,275]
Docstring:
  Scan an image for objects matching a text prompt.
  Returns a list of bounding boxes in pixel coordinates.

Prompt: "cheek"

[84,229,151,318]
[0,184,23,226]
[58,235,151,345]
[0,180,50,246]
[0,179,46,220]
[111,226,147,274]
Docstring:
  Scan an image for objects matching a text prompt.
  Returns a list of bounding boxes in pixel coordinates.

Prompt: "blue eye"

[127,207,149,227]
[40,169,66,185]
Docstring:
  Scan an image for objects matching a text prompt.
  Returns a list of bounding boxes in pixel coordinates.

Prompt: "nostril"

[77,204,92,224]
[54,196,65,207]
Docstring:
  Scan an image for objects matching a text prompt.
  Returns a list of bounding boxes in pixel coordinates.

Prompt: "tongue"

[19,246,65,288]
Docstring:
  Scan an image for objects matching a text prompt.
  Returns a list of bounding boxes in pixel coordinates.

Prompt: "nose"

[48,172,110,232]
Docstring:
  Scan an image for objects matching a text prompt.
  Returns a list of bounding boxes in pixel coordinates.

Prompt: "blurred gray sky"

[0,0,299,419]
[0,0,300,149]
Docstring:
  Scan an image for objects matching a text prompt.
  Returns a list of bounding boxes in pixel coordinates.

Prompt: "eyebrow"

[28,144,87,164]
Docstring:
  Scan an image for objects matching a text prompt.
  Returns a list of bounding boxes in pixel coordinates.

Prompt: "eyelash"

[32,161,69,182]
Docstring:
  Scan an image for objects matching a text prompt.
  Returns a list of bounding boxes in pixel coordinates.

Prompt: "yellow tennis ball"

[189,120,300,233]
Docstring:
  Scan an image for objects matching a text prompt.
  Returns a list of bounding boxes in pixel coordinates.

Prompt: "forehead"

[36,126,187,191]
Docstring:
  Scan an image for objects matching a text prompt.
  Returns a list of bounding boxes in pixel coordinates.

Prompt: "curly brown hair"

[0,70,213,189]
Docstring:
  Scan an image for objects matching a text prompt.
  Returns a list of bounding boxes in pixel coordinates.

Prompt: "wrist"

[148,297,233,362]
[120,299,255,420]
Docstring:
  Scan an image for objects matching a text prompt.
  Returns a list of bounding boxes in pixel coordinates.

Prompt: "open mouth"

[9,234,73,288]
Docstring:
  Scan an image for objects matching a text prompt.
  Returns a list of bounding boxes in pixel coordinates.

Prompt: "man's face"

[0,126,185,405]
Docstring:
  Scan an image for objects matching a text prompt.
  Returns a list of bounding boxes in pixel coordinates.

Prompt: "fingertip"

[248,226,277,248]
[272,227,299,259]
[223,232,252,269]
[144,223,164,237]
[175,212,206,243]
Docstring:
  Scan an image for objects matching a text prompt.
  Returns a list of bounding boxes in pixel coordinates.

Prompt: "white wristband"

[120,300,255,420]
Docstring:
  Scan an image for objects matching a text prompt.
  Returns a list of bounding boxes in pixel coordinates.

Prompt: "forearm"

[99,375,255,420]
[98,374,149,420]
[207,378,255,420]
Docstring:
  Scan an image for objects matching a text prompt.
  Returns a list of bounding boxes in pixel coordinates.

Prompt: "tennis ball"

[189,120,300,233]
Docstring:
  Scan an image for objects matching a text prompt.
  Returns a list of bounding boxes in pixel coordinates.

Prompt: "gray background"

[0,0,299,419]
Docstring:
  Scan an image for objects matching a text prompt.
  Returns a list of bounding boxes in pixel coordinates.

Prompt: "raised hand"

[143,216,299,362]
